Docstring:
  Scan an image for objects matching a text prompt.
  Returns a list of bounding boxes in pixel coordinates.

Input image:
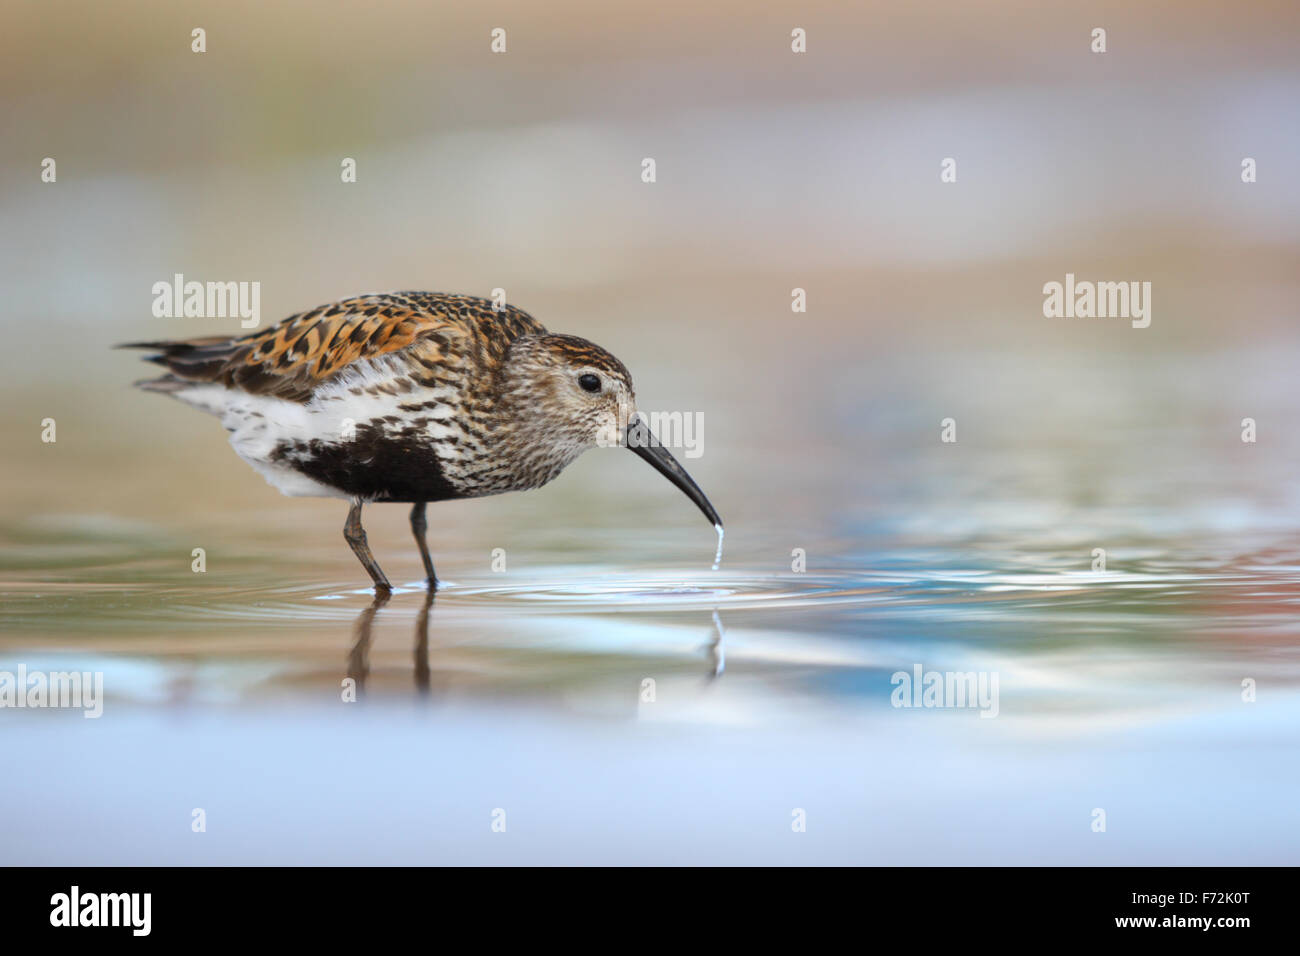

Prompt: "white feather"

[168,354,468,499]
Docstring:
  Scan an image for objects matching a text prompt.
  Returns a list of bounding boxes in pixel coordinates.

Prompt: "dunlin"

[120,292,722,592]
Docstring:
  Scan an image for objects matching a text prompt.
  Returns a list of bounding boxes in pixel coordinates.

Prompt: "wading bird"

[120,292,722,592]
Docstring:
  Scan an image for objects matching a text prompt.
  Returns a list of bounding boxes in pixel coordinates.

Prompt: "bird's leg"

[344,500,392,593]
[409,501,438,590]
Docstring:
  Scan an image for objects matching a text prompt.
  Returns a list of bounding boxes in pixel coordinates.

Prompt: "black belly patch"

[271,423,464,503]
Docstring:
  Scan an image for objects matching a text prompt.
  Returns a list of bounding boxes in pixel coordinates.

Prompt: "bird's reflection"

[347,587,435,697]
[708,609,726,681]
[413,587,433,694]
[346,587,725,697]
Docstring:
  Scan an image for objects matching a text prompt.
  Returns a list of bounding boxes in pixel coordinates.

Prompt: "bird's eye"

[578,373,601,393]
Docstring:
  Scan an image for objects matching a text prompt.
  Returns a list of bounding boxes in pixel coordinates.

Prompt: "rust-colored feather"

[120,292,547,403]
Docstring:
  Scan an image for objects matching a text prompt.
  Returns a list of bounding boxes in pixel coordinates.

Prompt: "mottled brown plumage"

[128,292,547,403]
[120,291,721,592]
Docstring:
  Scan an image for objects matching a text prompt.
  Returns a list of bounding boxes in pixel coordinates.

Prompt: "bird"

[118,291,722,593]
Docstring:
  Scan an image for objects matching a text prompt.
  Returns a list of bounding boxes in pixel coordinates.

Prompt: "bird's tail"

[131,375,190,394]
[116,337,246,392]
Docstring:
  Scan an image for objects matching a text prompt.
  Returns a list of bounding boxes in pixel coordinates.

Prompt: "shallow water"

[4,344,1300,864]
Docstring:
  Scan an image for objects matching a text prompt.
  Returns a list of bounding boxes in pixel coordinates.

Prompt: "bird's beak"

[626,419,723,529]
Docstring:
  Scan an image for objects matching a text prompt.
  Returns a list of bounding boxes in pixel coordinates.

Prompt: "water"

[3,335,1299,862]
[4,549,1298,864]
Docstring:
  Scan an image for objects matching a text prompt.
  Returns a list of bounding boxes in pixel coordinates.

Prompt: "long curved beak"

[626,419,722,529]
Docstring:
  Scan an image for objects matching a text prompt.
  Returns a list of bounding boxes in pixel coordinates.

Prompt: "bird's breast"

[214,348,579,503]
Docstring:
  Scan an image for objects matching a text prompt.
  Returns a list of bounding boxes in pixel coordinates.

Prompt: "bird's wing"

[119,292,547,403]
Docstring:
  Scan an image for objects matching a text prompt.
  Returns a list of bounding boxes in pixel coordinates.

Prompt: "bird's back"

[123,291,547,403]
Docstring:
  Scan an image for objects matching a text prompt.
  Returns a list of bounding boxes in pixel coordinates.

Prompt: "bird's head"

[499,333,722,529]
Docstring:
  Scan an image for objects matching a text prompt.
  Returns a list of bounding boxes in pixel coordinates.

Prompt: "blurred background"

[1,0,1298,864]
